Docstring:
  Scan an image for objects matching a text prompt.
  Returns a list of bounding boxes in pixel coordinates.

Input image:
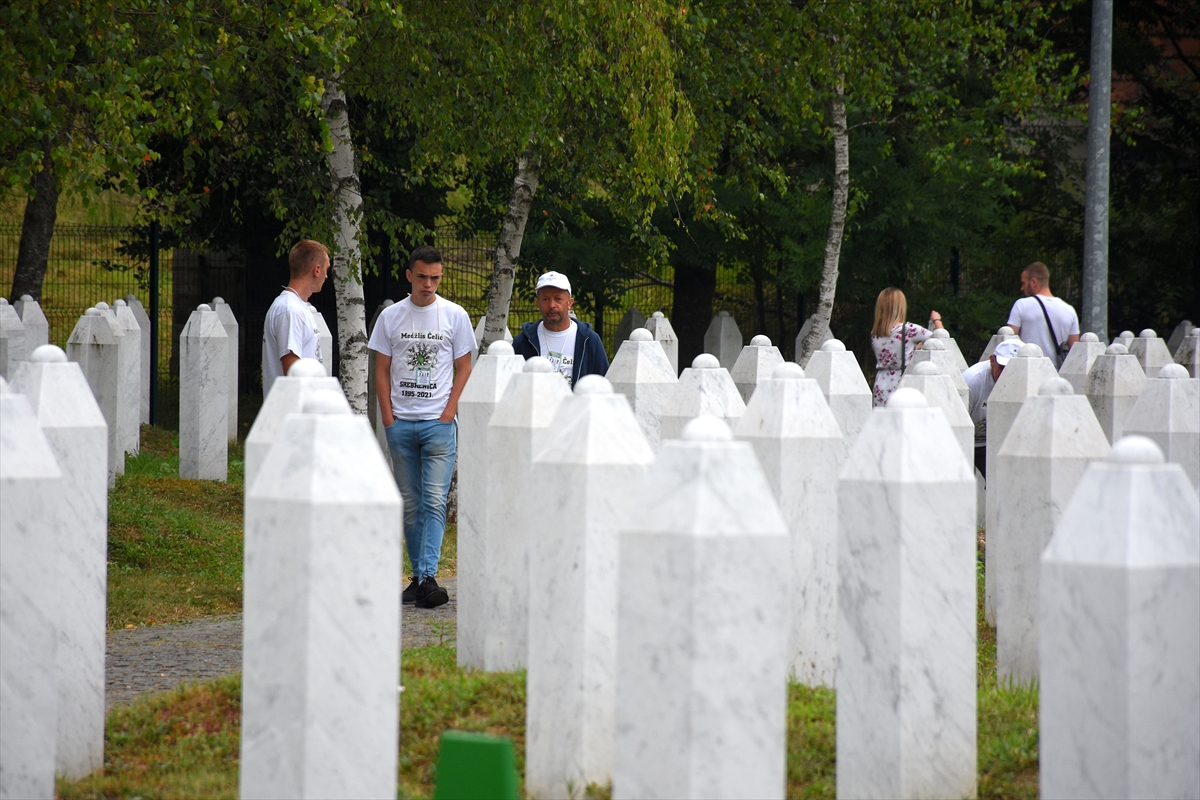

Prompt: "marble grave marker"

[657,353,746,442]
[644,311,679,374]
[1175,327,1199,378]
[1083,343,1147,444]
[67,308,123,484]
[122,295,152,424]
[803,339,872,449]
[1121,363,1200,490]
[731,334,785,404]
[606,328,677,451]
[212,298,240,441]
[1126,328,1173,379]
[179,304,229,481]
[703,310,743,369]
[112,300,142,455]
[909,339,970,408]
[14,294,49,351]
[899,361,974,463]
[931,328,970,372]
[1058,332,1107,395]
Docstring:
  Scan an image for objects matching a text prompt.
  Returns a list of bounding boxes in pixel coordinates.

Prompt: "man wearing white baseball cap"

[512,270,609,386]
[962,338,1021,477]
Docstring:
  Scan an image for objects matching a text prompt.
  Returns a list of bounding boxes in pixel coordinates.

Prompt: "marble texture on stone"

[212,298,240,442]
[122,296,152,424]
[735,362,845,687]
[1175,328,1200,378]
[456,341,525,670]
[803,339,873,449]
[703,310,744,369]
[366,301,394,462]
[1166,319,1194,355]
[180,304,229,481]
[931,328,970,372]
[1040,437,1200,800]
[993,378,1111,684]
[658,353,746,442]
[14,294,49,351]
[483,357,572,670]
[795,314,834,366]
[11,347,108,780]
[614,306,647,350]
[0,297,26,379]
[527,377,654,798]
[1058,332,1107,395]
[67,308,124,484]
[0,389,64,800]
[731,335,785,404]
[244,359,345,491]
[837,388,977,800]
[471,314,514,364]
[1126,328,1173,379]
[1083,343,1147,444]
[606,328,678,451]
[613,417,789,800]
[978,326,1018,363]
[1112,330,1135,349]
[94,303,135,463]
[240,393,401,800]
[1121,363,1200,490]
[909,339,970,409]
[984,343,1059,624]
[899,361,974,463]
[644,311,679,375]
[308,302,334,376]
[112,300,142,456]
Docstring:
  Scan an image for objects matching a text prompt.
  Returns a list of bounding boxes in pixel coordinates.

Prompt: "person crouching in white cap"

[963,338,1021,478]
[512,271,609,387]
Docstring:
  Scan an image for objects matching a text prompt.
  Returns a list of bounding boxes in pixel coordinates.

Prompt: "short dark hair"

[289,239,329,278]
[408,245,443,270]
[1023,261,1050,285]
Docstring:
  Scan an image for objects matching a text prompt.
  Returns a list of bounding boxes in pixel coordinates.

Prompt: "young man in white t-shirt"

[261,239,329,397]
[368,246,474,609]
[1006,261,1080,367]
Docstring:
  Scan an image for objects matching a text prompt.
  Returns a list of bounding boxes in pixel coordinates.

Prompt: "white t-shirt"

[1006,295,1079,365]
[262,289,320,397]
[368,296,474,421]
[537,320,577,386]
[962,360,996,446]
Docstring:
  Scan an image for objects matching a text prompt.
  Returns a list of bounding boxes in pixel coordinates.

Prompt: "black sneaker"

[415,576,449,609]
[402,577,420,605]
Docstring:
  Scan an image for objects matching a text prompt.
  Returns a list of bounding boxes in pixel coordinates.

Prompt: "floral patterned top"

[872,322,934,407]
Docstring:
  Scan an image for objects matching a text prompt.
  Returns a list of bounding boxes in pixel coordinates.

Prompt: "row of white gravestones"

[240,389,401,799]
[179,304,228,481]
[1039,436,1200,799]
[67,308,124,485]
[644,311,679,375]
[1174,327,1199,377]
[730,334,784,404]
[703,309,743,369]
[658,353,745,441]
[605,329,677,451]
[991,378,1110,684]
[803,339,872,450]
[212,297,239,442]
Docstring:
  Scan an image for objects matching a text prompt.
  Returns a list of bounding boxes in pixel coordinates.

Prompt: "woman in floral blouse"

[870,287,944,407]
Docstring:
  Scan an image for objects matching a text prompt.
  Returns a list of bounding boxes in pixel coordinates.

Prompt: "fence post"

[149,221,160,425]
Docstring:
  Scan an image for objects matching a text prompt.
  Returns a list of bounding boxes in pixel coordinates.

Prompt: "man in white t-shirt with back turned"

[368,245,474,609]
[1005,261,1080,368]
[262,239,329,397]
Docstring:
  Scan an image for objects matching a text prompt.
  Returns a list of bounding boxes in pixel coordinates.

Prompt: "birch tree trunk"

[798,84,849,367]
[322,71,369,415]
[479,150,540,353]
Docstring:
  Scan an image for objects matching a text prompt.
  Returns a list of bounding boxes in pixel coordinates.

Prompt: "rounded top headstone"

[114,299,127,307]
[288,359,326,378]
[1138,328,1157,338]
[912,361,941,376]
[31,345,67,363]
[95,301,110,310]
[1080,332,1099,342]
[1039,377,1074,396]
[1119,330,1135,338]
[772,362,804,381]
[1190,328,1200,338]
[524,356,555,373]
[750,334,771,347]
[574,375,613,395]
[1017,343,1044,358]
[1106,343,1128,355]
[718,310,731,317]
[383,299,394,308]
[85,308,101,317]
[0,298,7,306]
[820,338,846,352]
[197,303,212,312]
[692,353,721,370]
[888,387,928,409]
[213,296,225,304]
[998,326,1015,335]
[1158,363,1189,379]
[487,340,515,356]
[21,295,34,302]
[630,328,653,342]
[652,311,665,319]
[924,339,946,351]
[1110,435,1165,465]
[933,328,950,338]
[682,414,733,442]
[302,389,350,415]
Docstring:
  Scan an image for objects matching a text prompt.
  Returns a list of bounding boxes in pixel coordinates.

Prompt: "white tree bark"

[480,150,540,353]
[798,84,849,367]
[322,71,369,415]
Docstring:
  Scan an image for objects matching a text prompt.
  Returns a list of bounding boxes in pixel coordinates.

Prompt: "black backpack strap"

[899,321,908,375]
[1033,295,1066,357]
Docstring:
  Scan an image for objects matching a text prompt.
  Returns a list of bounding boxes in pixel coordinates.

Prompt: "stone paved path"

[105,578,457,710]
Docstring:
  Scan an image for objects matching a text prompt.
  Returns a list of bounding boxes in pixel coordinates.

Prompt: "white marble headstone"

[1058,332,1106,395]
[794,314,834,366]
[802,339,872,449]
[241,391,401,800]
[1083,343,1147,444]
[837,388,977,800]
[931,327,970,372]
[527,376,654,798]
[67,308,123,485]
[644,311,679,375]
[1121,363,1199,490]
[122,295,152,424]
[1112,330,1135,349]
[614,306,647,349]
[112,300,142,456]
[1175,328,1200,378]
[614,416,789,799]
[606,328,678,451]
[456,340,524,670]
[899,361,973,463]
[703,309,743,369]
[1126,328,1173,379]
[244,359,345,490]
[978,325,1018,363]
[212,298,240,442]
[179,304,229,481]
[735,362,845,686]
[94,302,135,462]
[1166,319,1194,355]
[470,314,513,364]
[993,378,1111,684]
[909,339,970,409]
[308,302,334,376]
[658,353,746,442]
[366,300,394,462]
[730,334,785,404]
[14,294,49,352]
[0,297,26,380]
[1040,436,1199,799]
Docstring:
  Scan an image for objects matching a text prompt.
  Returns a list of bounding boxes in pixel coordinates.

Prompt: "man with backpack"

[1006,261,1080,368]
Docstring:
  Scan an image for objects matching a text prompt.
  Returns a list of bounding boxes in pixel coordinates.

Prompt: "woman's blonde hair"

[872,287,907,338]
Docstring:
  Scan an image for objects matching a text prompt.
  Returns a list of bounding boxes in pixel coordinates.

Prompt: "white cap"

[535,271,572,295]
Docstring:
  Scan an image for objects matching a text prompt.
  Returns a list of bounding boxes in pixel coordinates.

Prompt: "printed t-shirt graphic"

[537,320,577,385]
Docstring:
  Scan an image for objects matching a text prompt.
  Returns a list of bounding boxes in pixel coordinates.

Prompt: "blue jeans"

[384,418,457,581]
